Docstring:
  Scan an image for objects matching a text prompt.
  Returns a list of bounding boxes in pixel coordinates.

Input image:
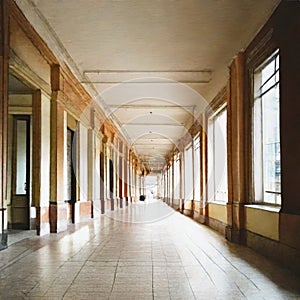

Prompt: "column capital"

[101,120,116,144]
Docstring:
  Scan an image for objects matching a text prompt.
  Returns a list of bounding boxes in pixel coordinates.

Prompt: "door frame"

[11,115,31,229]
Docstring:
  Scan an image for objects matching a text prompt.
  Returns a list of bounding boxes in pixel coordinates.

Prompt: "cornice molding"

[9,51,51,95]
[8,0,57,65]
[12,0,108,115]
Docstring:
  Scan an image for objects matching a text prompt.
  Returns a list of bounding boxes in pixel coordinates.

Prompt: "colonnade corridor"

[0,200,299,300]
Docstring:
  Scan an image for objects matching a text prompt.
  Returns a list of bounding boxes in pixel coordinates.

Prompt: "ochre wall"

[245,206,279,241]
[208,203,227,224]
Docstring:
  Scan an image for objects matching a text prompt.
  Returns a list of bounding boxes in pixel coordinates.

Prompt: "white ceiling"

[15,0,280,172]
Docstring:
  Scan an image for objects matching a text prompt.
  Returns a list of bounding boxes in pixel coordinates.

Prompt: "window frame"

[252,49,281,205]
[184,143,193,201]
[193,134,201,201]
[207,105,228,203]
[173,153,180,200]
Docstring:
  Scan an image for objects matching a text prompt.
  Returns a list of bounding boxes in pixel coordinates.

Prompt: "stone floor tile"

[0,201,299,300]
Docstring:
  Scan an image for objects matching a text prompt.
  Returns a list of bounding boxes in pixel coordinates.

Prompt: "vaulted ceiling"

[15,0,280,173]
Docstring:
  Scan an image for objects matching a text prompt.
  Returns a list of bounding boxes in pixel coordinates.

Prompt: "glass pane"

[66,130,72,200]
[214,110,228,202]
[207,121,214,201]
[261,59,275,90]
[16,120,27,194]
[194,137,200,201]
[174,158,180,199]
[184,146,193,200]
[262,85,281,204]
[169,165,173,199]
[253,97,263,201]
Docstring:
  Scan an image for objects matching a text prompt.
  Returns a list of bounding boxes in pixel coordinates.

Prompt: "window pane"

[169,164,173,199]
[174,157,180,199]
[253,50,281,204]
[207,121,214,201]
[214,110,228,201]
[16,120,28,194]
[194,136,201,201]
[262,85,281,203]
[184,145,193,201]
[208,109,228,202]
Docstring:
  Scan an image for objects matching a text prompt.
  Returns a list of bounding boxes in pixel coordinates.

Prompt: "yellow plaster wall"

[184,200,193,210]
[194,200,201,213]
[208,203,227,224]
[245,206,279,241]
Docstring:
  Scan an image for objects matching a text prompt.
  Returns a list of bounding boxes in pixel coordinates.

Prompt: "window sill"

[208,201,227,206]
[244,204,281,213]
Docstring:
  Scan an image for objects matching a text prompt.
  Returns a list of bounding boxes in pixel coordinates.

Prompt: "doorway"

[66,128,76,223]
[10,116,31,229]
[109,159,114,199]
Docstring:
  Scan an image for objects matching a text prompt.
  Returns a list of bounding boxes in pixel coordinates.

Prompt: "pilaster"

[100,137,107,214]
[226,52,246,243]
[49,65,67,233]
[0,0,9,249]
[87,108,94,218]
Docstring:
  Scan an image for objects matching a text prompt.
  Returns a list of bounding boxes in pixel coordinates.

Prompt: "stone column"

[132,159,135,202]
[141,175,144,197]
[166,167,169,205]
[179,155,184,212]
[118,142,124,208]
[134,167,138,202]
[49,65,67,233]
[32,90,44,234]
[171,159,175,208]
[199,114,207,223]
[87,109,94,218]
[49,66,67,233]
[124,146,129,206]
[109,144,115,211]
[114,141,119,209]
[0,0,9,249]
[100,136,107,214]
[139,175,142,199]
[127,150,131,204]
[163,172,166,202]
[226,52,246,243]
[157,174,161,199]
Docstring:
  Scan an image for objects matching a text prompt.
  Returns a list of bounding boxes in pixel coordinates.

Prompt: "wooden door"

[11,116,30,229]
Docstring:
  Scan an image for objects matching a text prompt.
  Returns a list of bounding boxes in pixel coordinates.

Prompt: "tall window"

[184,144,193,201]
[253,50,281,204]
[193,135,201,201]
[174,154,180,199]
[167,167,170,200]
[169,163,173,200]
[208,108,228,202]
[163,170,167,200]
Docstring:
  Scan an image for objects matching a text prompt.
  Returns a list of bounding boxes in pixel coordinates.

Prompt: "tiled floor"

[0,200,299,299]
[7,229,37,246]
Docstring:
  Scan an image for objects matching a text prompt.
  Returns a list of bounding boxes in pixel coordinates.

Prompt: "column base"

[0,231,7,250]
[49,202,68,233]
[101,199,105,214]
[78,201,92,221]
[92,199,101,217]
[36,206,50,236]
[124,197,129,206]
[225,225,246,244]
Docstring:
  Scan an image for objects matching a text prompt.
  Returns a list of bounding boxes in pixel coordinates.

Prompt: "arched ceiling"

[15,0,280,173]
